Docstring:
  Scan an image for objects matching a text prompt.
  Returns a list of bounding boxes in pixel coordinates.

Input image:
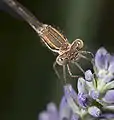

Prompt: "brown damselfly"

[2,0,93,83]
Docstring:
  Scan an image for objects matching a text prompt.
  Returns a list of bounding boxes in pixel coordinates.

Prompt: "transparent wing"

[2,0,42,31]
[0,0,24,20]
[2,0,69,53]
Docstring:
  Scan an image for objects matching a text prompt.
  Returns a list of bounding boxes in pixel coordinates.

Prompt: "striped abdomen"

[38,24,69,52]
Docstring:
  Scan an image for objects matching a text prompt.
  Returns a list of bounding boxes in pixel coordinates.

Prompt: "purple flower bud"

[64,84,80,114]
[39,111,49,120]
[78,78,87,94]
[89,90,99,100]
[47,103,58,113]
[77,93,88,108]
[95,47,108,70]
[88,106,101,117]
[59,96,72,120]
[47,103,58,120]
[103,90,114,103]
[64,84,77,100]
[85,70,93,81]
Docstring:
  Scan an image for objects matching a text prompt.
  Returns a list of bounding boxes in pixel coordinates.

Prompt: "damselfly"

[2,0,93,83]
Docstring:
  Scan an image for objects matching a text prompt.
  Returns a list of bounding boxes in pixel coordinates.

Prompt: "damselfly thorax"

[2,0,93,83]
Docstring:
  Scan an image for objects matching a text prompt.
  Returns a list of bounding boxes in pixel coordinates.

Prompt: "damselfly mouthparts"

[2,0,93,83]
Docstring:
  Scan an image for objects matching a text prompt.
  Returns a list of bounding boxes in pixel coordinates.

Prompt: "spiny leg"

[67,64,81,78]
[73,62,85,74]
[72,53,94,77]
[53,61,61,80]
[63,65,67,84]
[78,53,94,64]
[80,50,94,58]
[79,54,90,61]
[53,61,67,84]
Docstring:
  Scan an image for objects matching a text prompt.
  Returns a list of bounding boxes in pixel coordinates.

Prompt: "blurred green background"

[0,0,114,120]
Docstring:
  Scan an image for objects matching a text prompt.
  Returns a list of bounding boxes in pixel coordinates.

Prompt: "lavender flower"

[63,47,114,120]
[38,47,114,120]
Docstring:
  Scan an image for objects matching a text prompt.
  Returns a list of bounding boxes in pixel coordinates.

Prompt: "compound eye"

[76,39,84,49]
